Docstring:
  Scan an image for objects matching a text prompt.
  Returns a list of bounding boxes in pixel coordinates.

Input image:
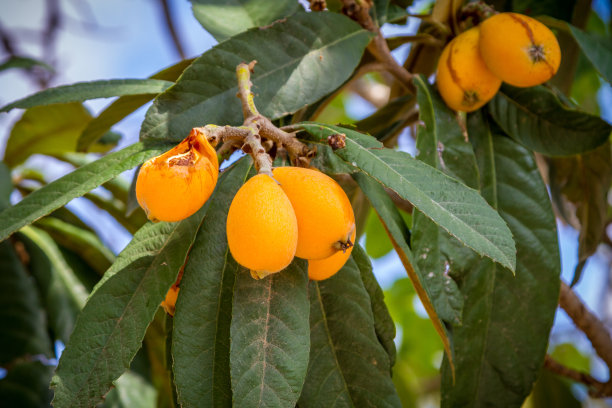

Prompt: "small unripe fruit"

[161,266,184,317]
[272,167,355,260]
[436,27,502,112]
[161,285,179,316]
[479,12,561,87]
[308,229,356,281]
[136,128,219,223]
[226,174,298,279]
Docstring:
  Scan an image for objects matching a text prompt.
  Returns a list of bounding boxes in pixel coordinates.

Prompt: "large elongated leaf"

[0,240,53,364]
[190,0,302,42]
[488,84,611,156]
[231,258,309,408]
[78,59,194,152]
[411,76,479,325]
[569,25,612,83]
[440,112,561,407]
[0,142,165,242]
[0,79,173,112]
[19,226,88,343]
[299,122,516,272]
[298,256,401,407]
[141,12,372,143]
[173,157,253,408]
[3,103,119,167]
[352,244,396,368]
[51,206,207,407]
[353,171,454,372]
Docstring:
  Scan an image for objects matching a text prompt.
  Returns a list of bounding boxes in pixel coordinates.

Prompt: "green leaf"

[77,59,194,152]
[298,256,401,407]
[548,142,612,285]
[0,161,11,210]
[230,258,310,408]
[372,0,390,25]
[353,171,454,373]
[190,0,302,42]
[411,75,479,325]
[527,370,581,408]
[0,79,173,112]
[0,361,54,408]
[172,157,253,408]
[488,84,611,156]
[299,122,516,272]
[52,206,207,407]
[352,244,396,368]
[18,226,88,343]
[3,103,119,167]
[569,25,612,83]
[440,111,561,407]
[0,56,54,73]
[0,241,52,364]
[101,371,157,408]
[0,142,164,242]
[34,217,115,275]
[141,12,372,143]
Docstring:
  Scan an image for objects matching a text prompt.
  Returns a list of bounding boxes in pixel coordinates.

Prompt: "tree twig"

[559,281,612,369]
[158,0,186,59]
[544,355,612,397]
[340,0,415,93]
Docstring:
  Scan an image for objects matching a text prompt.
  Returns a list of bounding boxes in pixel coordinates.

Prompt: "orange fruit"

[136,128,219,222]
[436,27,502,112]
[308,229,356,281]
[161,285,180,316]
[479,12,561,87]
[226,174,298,279]
[272,167,355,260]
[161,266,184,317]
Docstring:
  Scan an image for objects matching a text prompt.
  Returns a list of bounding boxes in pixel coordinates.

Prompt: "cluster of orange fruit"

[437,12,561,112]
[136,129,356,315]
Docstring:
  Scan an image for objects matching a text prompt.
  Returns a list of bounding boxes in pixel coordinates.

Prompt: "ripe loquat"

[272,167,355,261]
[436,27,502,112]
[308,229,356,281]
[479,12,561,87]
[136,128,219,223]
[226,174,298,279]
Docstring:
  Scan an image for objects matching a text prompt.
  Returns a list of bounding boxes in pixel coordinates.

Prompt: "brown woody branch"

[197,62,314,174]
[559,281,612,369]
[546,281,612,397]
[340,0,415,93]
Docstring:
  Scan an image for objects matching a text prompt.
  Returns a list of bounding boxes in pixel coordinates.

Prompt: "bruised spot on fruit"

[136,128,219,222]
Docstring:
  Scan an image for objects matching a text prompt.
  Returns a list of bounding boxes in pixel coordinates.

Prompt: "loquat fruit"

[272,167,355,261]
[136,128,219,223]
[436,27,502,112]
[308,229,356,281]
[226,174,298,279]
[479,12,561,87]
